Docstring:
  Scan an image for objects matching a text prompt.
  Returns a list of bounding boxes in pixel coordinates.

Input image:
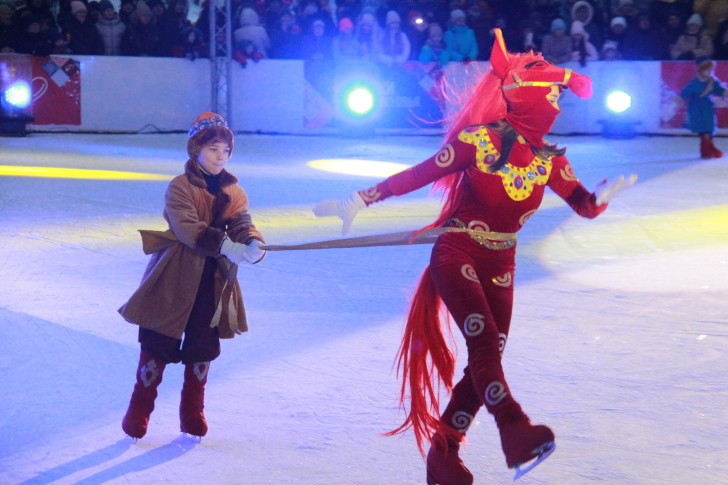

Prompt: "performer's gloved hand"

[595,174,638,205]
[242,239,266,264]
[219,237,247,265]
[312,191,366,235]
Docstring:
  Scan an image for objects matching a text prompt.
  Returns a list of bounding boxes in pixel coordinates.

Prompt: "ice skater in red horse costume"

[314,30,636,483]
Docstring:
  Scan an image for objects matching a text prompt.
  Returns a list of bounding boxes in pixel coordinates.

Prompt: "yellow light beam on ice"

[308,159,411,178]
[0,166,174,181]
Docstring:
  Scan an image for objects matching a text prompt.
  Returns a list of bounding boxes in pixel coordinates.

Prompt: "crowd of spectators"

[1,0,727,65]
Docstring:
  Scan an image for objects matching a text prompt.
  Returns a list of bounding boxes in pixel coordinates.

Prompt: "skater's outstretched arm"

[314,136,476,234]
[547,155,636,218]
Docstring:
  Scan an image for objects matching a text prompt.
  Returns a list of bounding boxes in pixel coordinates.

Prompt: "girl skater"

[119,112,266,440]
[314,30,635,483]
[676,57,728,159]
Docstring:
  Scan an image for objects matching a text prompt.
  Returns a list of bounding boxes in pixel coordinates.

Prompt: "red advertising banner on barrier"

[28,55,81,125]
[661,61,728,130]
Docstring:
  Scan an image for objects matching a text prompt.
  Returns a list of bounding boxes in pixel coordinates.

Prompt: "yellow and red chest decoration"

[458,126,552,201]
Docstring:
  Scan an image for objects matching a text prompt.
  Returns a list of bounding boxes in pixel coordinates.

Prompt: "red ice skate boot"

[426,431,473,485]
[122,349,166,439]
[700,134,712,159]
[498,413,555,480]
[179,361,210,437]
[708,138,723,158]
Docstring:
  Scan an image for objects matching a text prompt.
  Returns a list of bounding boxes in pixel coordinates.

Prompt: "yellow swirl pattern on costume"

[458,125,553,201]
[519,209,537,226]
[461,264,480,283]
[468,220,490,232]
[560,164,578,181]
[435,144,455,167]
[492,272,512,287]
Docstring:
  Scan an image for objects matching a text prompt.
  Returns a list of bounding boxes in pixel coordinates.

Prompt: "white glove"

[312,191,366,235]
[219,237,247,265]
[242,239,266,264]
[595,174,638,205]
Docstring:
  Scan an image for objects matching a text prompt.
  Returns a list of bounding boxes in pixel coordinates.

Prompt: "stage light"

[1,54,34,136]
[308,159,410,177]
[0,165,174,180]
[599,88,639,139]
[606,89,631,114]
[415,18,423,24]
[3,81,31,109]
[335,75,381,137]
[343,83,377,118]
[347,88,374,115]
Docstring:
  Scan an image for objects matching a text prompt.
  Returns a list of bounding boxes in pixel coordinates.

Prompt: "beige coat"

[119,160,264,340]
[670,31,714,60]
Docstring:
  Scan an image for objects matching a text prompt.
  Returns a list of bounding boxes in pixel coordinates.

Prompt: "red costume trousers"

[429,233,525,435]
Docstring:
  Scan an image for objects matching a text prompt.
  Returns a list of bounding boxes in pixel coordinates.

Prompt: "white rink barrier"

[26,56,723,135]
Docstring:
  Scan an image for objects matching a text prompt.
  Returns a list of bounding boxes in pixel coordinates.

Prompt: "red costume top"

[359,124,605,236]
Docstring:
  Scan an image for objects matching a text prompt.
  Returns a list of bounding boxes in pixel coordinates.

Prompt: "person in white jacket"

[570,20,598,66]
[96,0,126,56]
[378,10,410,65]
[234,8,270,58]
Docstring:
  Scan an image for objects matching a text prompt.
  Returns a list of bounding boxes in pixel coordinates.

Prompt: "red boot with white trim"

[179,361,210,438]
[122,349,166,439]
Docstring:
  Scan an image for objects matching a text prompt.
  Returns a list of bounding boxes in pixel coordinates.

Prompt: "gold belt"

[446,219,517,250]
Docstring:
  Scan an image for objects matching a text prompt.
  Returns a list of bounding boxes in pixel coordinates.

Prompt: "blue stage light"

[606,89,631,114]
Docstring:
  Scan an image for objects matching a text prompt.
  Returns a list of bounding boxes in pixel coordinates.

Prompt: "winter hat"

[339,16,353,32]
[571,1,593,26]
[187,113,234,161]
[429,23,443,37]
[407,10,422,25]
[550,18,566,32]
[450,9,465,21]
[386,10,400,25]
[570,20,586,36]
[98,0,113,12]
[359,12,377,28]
[134,0,152,17]
[312,18,324,29]
[70,1,87,15]
[610,16,627,29]
[147,0,164,9]
[687,13,702,27]
[602,39,618,53]
[240,7,259,27]
[696,56,714,71]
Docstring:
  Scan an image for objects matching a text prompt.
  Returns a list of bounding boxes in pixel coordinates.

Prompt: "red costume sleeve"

[357,136,477,206]
[548,155,607,219]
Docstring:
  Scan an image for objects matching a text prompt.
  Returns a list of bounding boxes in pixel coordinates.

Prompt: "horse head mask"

[489,29,592,148]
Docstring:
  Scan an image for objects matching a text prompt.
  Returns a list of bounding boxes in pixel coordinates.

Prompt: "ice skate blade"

[182,432,202,443]
[126,435,138,444]
[513,441,555,481]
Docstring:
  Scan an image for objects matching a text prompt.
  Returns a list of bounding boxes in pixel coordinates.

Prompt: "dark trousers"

[139,257,221,365]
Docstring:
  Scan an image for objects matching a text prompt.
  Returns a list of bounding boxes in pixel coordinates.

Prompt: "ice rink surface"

[0,132,726,484]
